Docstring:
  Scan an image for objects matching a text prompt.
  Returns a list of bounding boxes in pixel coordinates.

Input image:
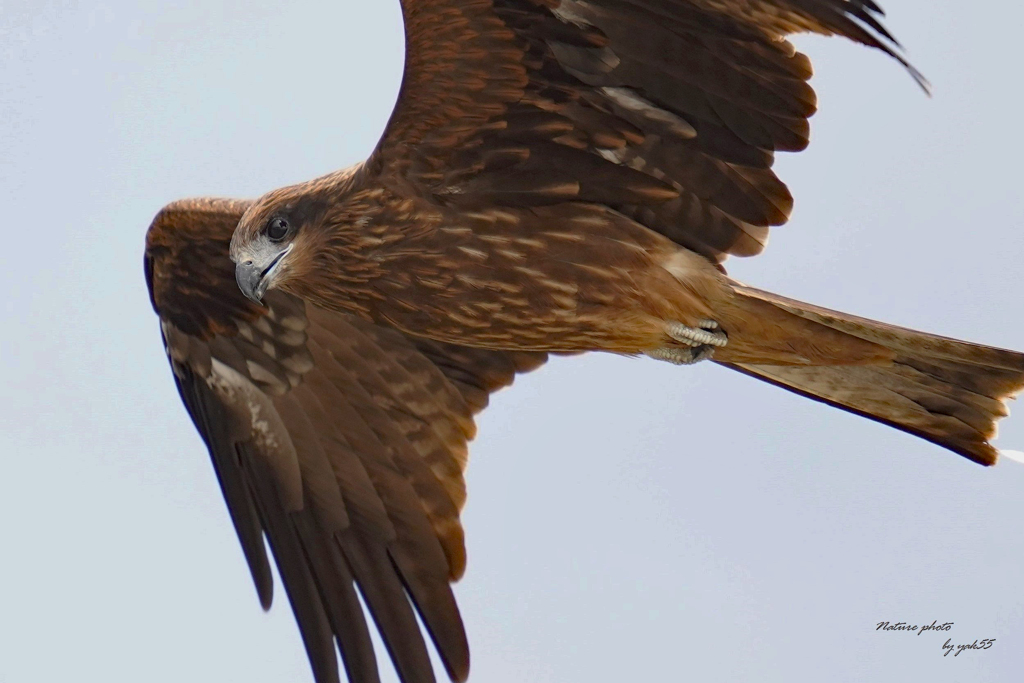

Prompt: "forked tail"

[713,286,1024,465]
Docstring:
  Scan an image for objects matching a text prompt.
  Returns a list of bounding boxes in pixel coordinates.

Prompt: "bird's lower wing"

[145,199,546,683]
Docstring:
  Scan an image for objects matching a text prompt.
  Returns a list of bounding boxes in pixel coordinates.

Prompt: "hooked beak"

[235,244,293,304]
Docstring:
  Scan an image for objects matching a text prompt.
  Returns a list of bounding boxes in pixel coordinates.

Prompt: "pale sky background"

[2,1,1023,682]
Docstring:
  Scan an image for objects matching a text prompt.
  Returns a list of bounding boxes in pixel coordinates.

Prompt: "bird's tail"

[711,285,1024,465]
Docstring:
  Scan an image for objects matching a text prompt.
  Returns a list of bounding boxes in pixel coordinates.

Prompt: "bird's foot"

[665,320,728,348]
[645,319,727,365]
[645,345,717,365]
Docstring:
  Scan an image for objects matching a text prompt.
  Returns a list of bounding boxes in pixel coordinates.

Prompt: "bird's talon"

[665,320,728,348]
[645,345,717,366]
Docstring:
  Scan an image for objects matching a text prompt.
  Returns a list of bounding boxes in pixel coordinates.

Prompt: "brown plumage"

[145,2,1022,683]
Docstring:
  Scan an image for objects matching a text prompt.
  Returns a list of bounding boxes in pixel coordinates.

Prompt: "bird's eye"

[267,217,290,242]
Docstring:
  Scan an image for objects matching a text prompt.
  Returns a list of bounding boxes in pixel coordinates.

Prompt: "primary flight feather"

[145,2,1023,682]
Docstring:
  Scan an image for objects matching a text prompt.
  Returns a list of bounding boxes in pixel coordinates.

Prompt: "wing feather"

[170,362,275,609]
[361,0,921,263]
[145,199,544,683]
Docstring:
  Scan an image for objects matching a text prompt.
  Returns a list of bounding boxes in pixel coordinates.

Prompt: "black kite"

[144,2,1024,683]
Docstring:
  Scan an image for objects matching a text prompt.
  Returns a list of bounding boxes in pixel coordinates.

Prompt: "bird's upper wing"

[145,198,546,683]
[364,0,922,263]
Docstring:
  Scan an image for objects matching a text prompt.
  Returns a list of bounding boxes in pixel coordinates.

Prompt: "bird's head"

[229,186,327,304]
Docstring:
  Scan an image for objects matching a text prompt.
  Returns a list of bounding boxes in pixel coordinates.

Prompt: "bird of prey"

[144,2,1023,683]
